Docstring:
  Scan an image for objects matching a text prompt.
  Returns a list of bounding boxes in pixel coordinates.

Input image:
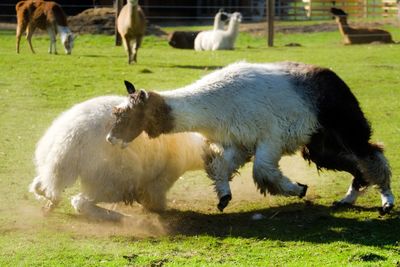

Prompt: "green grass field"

[0,24,399,266]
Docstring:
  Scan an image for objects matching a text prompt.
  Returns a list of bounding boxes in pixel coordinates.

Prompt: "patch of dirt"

[241,20,400,36]
[67,7,167,36]
[66,7,399,37]
[241,22,337,36]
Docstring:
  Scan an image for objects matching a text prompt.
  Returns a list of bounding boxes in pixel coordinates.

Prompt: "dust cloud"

[11,154,324,238]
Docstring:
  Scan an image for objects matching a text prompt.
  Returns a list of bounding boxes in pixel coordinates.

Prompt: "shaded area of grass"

[163,203,400,246]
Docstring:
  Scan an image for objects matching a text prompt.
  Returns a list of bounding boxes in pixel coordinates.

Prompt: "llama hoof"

[297,183,308,198]
[379,203,394,215]
[217,194,232,212]
[41,200,56,214]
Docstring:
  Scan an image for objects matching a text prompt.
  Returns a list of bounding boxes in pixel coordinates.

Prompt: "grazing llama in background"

[30,95,207,221]
[117,0,146,64]
[16,0,74,54]
[194,12,242,51]
[107,62,394,214]
[168,9,230,49]
[330,7,395,44]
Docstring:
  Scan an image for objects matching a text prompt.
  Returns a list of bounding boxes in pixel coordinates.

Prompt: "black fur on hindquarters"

[302,130,370,188]
[300,67,374,187]
[298,67,393,214]
[217,194,232,212]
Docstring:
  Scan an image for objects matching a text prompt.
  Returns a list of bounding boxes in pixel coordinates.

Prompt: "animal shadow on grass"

[160,202,400,247]
[79,54,112,58]
[168,64,223,70]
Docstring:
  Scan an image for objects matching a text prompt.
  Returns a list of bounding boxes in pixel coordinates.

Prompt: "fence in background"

[1,0,398,24]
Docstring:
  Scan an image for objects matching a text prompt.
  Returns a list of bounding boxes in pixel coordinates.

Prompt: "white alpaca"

[167,9,230,50]
[107,62,394,214]
[195,12,242,51]
[30,96,206,221]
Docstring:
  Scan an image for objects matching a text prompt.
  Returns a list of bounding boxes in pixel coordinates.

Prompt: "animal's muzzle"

[106,133,117,145]
[106,134,129,149]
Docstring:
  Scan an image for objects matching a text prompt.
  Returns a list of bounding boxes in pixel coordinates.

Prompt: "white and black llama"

[107,61,394,214]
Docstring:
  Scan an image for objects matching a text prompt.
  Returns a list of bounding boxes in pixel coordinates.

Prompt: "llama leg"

[71,193,124,222]
[253,142,307,197]
[30,166,79,211]
[26,25,35,54]
[30,175,61,211]
[122,35,133,64]
[334,170,368,206]
[302,132,368,207]
[137,178,170,212]
[204,145,249,211]
[357,147,394,214]
[16,22,27,53]
[338,149,394,214]
[303,132,393,213]
[132,35,143,63]
[46,26,57,54]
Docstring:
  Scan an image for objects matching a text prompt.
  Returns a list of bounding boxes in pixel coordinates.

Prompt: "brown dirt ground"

[65,7,399,37]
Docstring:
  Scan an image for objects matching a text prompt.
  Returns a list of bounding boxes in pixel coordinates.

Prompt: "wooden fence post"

[115,0,123,46]
[267,0,275,47]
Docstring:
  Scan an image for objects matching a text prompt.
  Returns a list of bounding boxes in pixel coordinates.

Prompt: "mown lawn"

[0,23,399,266]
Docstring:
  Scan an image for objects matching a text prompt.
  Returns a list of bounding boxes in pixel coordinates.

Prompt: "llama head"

[107,80,148,148]
[58,26,74,54]
[217,8,231,23]
[231,12,242,23]
[63,32,74,55]
[330,7,348,23]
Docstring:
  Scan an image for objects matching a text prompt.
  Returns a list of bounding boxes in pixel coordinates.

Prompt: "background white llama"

[194,12,242,51]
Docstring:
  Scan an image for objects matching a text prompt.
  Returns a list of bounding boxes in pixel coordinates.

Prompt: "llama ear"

[124,80,136,94]
[139,89,149,102]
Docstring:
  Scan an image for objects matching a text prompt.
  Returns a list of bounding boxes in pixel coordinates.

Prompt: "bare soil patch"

[66,7,399,37]
[67,7,167,36]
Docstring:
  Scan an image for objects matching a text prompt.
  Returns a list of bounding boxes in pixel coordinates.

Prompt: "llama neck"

[126,0,139,18]
[213,13,224,30]
[160,88,221,136]
[226,19,240,36]
[143,92,175,138]
[57,25,71,42]
[336,18,351,35]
